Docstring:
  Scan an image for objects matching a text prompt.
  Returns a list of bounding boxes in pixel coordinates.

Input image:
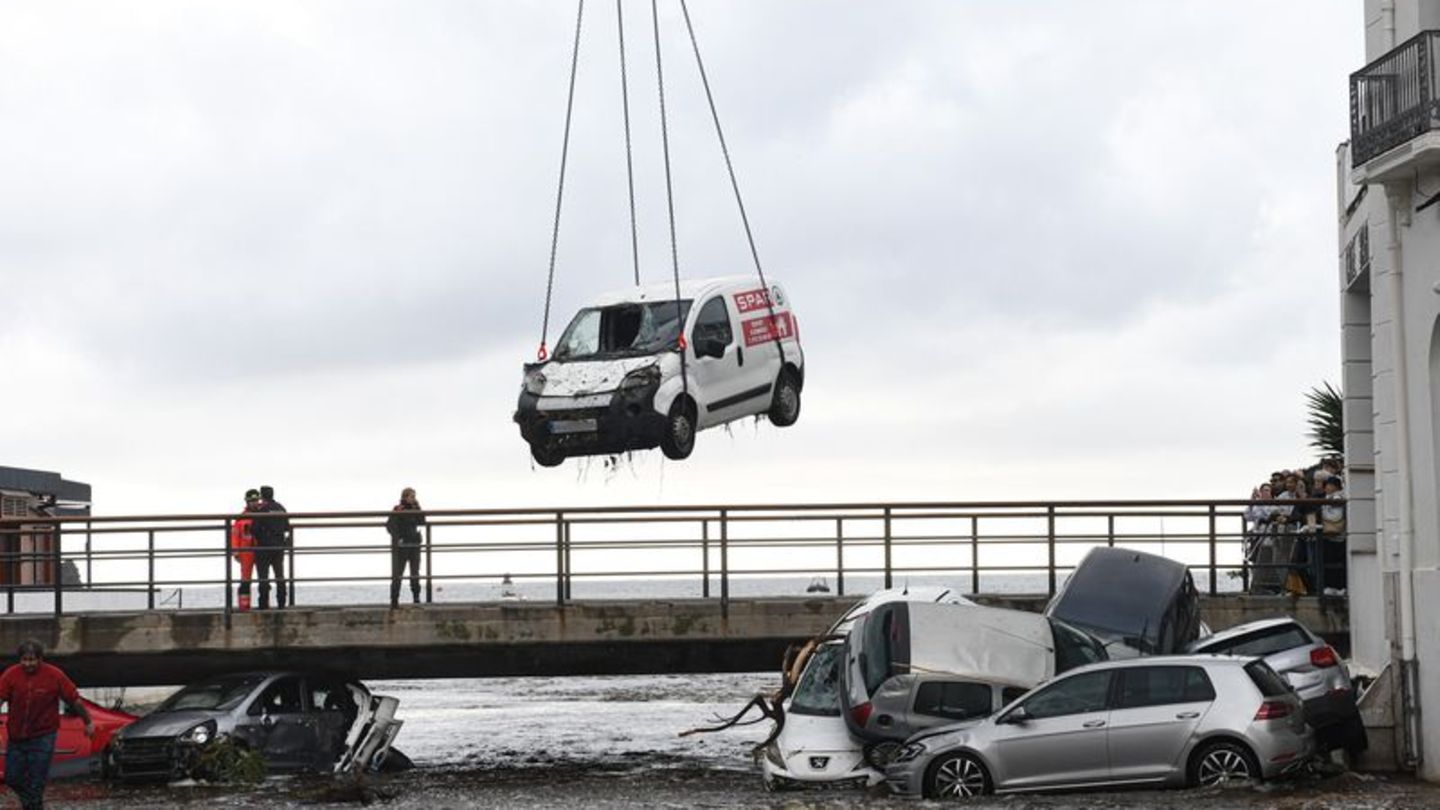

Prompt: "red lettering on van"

[742,312,796,347]
[733,288,774,313]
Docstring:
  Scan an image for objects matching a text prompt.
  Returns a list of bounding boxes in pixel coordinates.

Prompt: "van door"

[689,295,767,427]
[730,284,790,410]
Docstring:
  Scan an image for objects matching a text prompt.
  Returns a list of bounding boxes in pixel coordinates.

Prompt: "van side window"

[913,681,992,721]
[692,297,733,348]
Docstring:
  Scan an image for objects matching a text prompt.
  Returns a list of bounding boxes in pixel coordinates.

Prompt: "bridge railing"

[0,500,1341,620]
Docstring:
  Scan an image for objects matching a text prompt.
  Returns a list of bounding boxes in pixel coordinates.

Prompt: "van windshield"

[554,300,693,361]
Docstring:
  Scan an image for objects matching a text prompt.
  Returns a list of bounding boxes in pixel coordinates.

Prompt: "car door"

[240,676,320,771]
[987,670,1113,790]
[310,680,360,770]
[689,295,764,427]
[1106,665,1215,782]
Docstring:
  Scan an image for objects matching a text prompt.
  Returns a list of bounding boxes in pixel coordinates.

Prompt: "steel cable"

[538,0,587,362]
[617,0,641,287]
[651,0,690,404]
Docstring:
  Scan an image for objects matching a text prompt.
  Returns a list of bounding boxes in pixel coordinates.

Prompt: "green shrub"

[189,736,266,784]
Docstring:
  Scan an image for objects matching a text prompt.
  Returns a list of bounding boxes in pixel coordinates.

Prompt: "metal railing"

[1351,30,1440,166]
[0,499,1342,623]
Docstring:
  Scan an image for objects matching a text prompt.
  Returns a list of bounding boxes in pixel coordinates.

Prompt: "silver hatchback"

[885,656,1313,799]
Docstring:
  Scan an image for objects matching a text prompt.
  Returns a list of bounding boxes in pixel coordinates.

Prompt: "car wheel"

[767,369,801,427]
[925,751,992,799]
[530,442,565,468]
[660,400,695,460]
[1190,740,1259,787]
[863,740,902,770]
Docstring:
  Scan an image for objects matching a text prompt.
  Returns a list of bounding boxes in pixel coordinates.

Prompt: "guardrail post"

[1047,506,1057,596]
[564,521,573,601]
[425,523,434,604]
[1107,515,1115,547]
[1208,505,1218,595]
[51,522,62,618]
[288,527,296,608]
[701,520,710,598]
[835,518,845,597]
[1240,512,1251,592]
[148,530,157,611]
[555,512,565,607]
[970,515,980,595]
[720,509,729,619]
[85,519,93,587]
[883,508,893,590]
[223,520,232,624]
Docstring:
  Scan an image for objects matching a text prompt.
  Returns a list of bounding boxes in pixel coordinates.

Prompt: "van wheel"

[661,401,696,460]
[768,370,801,427]
[530,443,565,468]
[925,752,992,799]
[1189,740,1259,787]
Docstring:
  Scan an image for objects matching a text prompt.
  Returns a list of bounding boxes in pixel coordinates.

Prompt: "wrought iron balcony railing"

[1351,30,1440,167]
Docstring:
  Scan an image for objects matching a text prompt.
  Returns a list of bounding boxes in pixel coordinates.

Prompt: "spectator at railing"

[1245,483,1285,594]
[1320,477,1348,593]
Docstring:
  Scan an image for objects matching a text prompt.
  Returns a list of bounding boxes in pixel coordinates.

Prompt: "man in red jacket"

[0,640,92,810]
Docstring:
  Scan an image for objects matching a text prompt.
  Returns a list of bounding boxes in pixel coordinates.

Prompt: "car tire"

[530,443,565,468]
[768,369,801,427]
[863,740,902,770]
[924,751,992,799]
[660,400,696,460]
[1189,740,1260,787]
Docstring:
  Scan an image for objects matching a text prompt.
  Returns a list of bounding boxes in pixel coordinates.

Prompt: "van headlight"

[179,720,217,746]
[524,369,548,395]
[618,365,660,394]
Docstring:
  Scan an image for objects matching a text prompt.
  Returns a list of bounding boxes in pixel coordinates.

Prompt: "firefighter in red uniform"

[0,639,91,810]
[231,489,260,611]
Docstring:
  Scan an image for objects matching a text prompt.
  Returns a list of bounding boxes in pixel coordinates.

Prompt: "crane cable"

[537,0,586,363]
[616,0,641,288]
[651,0,690,407]
[677,0,786,370]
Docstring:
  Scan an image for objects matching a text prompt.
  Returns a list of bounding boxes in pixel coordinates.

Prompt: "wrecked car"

[515,276,804,466]
[839,602,1107,759]
[0,699,135,780]
[761,587,974,790]
[885,655,1315,799]
[1188,616,1366,757]
[1045,547,1202,658]
[108,672,403,781]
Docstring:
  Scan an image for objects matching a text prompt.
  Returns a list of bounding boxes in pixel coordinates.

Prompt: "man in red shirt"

[0,640,91,810]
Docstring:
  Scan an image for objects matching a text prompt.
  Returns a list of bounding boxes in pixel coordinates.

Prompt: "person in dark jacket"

[0,640,92,810]
[386,487,426,608]
[253,484,291,609]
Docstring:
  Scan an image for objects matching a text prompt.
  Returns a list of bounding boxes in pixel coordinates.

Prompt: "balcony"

[1350,30,1440,181]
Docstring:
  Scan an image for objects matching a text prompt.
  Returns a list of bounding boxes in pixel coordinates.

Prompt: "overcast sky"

[0,1,1362,517]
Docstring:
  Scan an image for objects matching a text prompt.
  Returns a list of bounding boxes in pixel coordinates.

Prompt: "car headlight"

[891,741,928,764]
[179,720,217,746]
[618,365,660,394]
[524,368,547,395]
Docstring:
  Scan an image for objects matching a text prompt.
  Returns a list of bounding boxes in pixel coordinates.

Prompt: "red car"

[0,699,136,779]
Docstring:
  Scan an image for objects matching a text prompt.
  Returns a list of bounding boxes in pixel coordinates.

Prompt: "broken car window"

[554,300,693,360]
[249,677,304,716]
[790,644,843,717]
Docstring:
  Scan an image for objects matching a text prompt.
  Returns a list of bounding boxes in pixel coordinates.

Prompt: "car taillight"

[1254,700,1293,720]
[1310,646,1339,668]
[849,702,873,728]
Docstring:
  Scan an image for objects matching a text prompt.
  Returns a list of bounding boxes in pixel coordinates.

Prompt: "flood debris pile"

[686,548,1369,801]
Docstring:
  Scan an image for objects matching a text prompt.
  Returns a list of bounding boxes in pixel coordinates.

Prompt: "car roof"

[586,275,776,307]
[1189,617,1306,650]
[1061,654,1255,676]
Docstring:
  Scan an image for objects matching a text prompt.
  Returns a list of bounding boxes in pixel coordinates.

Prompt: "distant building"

[0,465,91,587]
[1339,0,1440,780]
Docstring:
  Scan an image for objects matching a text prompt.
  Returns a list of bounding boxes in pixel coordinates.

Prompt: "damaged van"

[839,603,1107,762]
[1045,547,1203,658]
[515,276,804,466]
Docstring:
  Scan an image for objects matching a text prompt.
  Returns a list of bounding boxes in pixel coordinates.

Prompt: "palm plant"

[1305,381,1344,458]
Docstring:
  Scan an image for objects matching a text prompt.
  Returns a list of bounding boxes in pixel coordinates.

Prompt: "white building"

[1340,0,1440,778]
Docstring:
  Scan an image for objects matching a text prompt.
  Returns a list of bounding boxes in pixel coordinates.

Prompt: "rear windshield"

[1195,624,1311,658]
[1244,661,1292,697]
[790,644,843,716]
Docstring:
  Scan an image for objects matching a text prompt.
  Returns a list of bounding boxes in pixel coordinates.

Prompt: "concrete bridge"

[0,594,1351,687]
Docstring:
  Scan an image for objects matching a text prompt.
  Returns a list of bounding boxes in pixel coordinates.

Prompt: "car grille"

[116,737,174,769]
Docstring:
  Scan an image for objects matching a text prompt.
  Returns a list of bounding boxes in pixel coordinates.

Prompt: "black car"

[1044,547,1203,657]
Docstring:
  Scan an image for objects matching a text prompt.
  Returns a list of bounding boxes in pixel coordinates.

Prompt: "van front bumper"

[514,386,666,458]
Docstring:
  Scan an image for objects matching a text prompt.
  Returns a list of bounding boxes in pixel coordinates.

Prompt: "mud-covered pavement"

[38,764,1440,809]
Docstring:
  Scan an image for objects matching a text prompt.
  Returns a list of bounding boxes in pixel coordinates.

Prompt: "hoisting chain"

[538,0,586,362]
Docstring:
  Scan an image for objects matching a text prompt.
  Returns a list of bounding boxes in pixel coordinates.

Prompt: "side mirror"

[261,712,276,728]
[1000,707,1030,725]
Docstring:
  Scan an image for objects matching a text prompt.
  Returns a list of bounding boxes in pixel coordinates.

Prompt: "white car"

[762,588,974,790]
[515,276,804,466]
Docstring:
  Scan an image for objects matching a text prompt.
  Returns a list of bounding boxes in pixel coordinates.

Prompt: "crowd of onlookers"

[1244,457,1347,596]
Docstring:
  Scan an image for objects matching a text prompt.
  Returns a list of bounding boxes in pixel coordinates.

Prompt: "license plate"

[549,419,597,435]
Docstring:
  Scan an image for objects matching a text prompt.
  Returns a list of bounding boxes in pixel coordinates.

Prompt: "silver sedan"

[885,656,1313,799]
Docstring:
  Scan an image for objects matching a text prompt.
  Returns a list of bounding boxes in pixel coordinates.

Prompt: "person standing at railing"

[386,487,426,608]
[0,640,91,810]
[231,489,260,611]
[1320,476,1348,593]
[253,485,291,609]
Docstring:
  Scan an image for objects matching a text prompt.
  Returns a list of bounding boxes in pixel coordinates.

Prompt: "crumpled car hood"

[117,709,225,739]
[538,357,660,396]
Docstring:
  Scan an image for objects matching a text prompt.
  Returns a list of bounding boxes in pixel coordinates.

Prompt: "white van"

[515,275,804,466]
